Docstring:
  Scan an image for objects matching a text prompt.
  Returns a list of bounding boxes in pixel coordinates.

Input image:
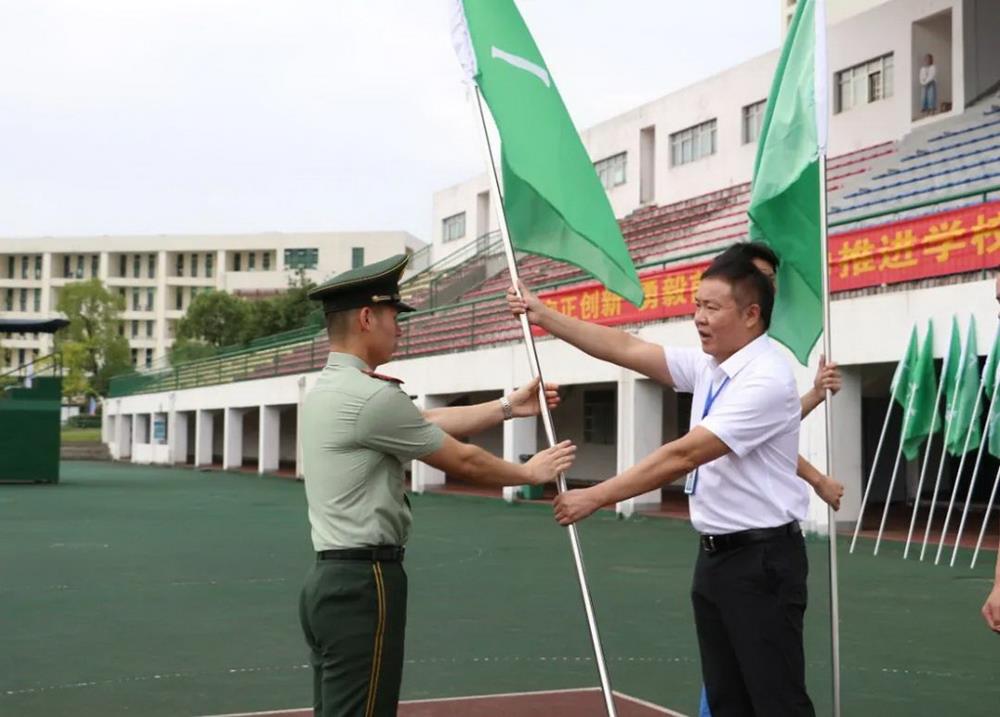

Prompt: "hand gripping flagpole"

[818,152,843,717]
[474,87,618,717]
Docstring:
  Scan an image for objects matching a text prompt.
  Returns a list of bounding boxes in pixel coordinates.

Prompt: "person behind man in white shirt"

[920,53,937,114]
[509,251,817,716]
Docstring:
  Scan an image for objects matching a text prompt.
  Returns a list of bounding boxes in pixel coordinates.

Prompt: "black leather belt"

[700,521,800,555]
[317,546,405,562]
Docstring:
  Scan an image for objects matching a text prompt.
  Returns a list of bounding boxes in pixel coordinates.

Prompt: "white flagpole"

[873,386,918,555]
[473,87,618,717]
[935,319,985,565]
[950,362,1000,566]
[849,327,911,554]
[903,321,948,559]
[920,323,971,561]
[970,463,1000,568]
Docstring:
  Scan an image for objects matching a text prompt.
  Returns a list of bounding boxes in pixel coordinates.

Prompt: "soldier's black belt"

[317,546,405,562]
[699,521,800,555]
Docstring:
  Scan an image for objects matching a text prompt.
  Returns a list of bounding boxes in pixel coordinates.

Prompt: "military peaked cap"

[308,253,416,314]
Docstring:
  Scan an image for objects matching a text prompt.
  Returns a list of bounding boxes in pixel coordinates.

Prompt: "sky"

[0,1,778,242]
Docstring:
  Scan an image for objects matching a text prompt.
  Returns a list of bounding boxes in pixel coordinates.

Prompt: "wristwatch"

[500,395,514,421]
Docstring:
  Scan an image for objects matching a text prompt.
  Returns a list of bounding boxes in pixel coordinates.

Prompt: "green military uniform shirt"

[300,352,445,551]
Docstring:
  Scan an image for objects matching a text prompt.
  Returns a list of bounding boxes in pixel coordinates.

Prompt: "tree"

[56,279,132,398]
[175,291,250,348]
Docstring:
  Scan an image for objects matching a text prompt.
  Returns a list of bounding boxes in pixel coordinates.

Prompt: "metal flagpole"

[473,87,618,717]
[970,463,1000,569]
[935,321,986,565]
[950,360,1000,566]
[849,325,911,554]
[873,387,918,555]
[903,322,949,559]
[818,152,842,717]
[920,325,971,561]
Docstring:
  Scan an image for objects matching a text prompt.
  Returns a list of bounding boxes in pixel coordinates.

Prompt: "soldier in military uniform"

[299,254,575,717]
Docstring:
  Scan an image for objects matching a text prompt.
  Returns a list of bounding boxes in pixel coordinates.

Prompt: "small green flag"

[945,318,982,456]
[901,322,940,460]
[892,325,919,410]
[981,326,1000,458]
[452,0,643,306]
[747,0,827,364]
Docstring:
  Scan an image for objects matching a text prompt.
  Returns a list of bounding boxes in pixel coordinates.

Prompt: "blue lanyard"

[685,376,730,496]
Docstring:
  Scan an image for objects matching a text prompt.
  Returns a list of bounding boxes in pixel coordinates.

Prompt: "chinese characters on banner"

[537,200,1000,329]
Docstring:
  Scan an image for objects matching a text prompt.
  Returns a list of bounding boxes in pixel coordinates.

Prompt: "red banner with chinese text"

[536,200,1000,330]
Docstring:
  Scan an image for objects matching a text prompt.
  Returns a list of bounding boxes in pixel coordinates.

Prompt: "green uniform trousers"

[299,559,407,717]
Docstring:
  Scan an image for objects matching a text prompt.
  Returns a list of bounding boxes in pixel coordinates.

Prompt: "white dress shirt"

[665,333,809,535]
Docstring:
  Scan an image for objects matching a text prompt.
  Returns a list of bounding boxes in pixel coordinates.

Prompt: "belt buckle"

[703,535,717,554]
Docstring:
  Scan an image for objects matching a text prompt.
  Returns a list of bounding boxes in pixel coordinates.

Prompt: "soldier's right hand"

[506,280,546,325]
[524,440,576,484]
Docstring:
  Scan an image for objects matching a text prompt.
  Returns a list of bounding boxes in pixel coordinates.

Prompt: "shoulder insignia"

[363,369,404,385]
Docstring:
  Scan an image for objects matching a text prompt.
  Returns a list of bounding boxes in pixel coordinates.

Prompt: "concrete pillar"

[118,415,132,459]
[296,376,307,478]
[411,394,447,493]
[223,407,245,470]
[171,412,189,465]
[502,413,538,502]
[259,405,281,474]
[195,409,214,467]
[615,374,664,518]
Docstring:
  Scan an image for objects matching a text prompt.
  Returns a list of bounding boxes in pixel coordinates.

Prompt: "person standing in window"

[920,54,937,115]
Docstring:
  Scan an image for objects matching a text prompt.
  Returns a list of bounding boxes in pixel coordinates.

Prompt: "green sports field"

[1,462,997,716]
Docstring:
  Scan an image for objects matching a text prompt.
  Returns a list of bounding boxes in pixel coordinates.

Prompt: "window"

[132,254,140,278]
[131,320,138,338]
[119,254,127,277]
[351,247,365,269]
[146,320,154,338]
[176,254,184,277]
[63,255,71,278]
[33,289,40,312]
[442,212,466,243]
[35,256,43,280]
[594,152,627,190]
[262,252,271,271]
[835,53,893,113]
[233,253,242,272]
[284,248,318,270]
[19,289,27,312]
[148,254,156,278]
[583,389,616,444]
[191,254,199,277]
[21,256,28,279]
[19,349,26,367]
[742,100,767,144]
[248,252,256,271]
[670,119,717,166]
[91,254,99,278]
[145,350,153,369]
[206,253,214,278]
[6,256,13,278]
[131,349,138,366]
[146,289,154,311]
[4,289,12,311]
[132,289,140,311]
[175,289,183,310]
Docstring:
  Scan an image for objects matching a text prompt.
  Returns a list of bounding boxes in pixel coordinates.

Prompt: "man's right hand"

[524,440,576,484]
[815,475,845,510]
[506,281,546,325]
[983,585,1000,633]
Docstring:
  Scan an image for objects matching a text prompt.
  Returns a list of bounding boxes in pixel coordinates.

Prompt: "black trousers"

[299,559,407,717]
[691,532,815,717]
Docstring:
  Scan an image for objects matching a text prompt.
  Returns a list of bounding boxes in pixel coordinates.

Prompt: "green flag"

[981,326,1000,457]
[747,0,827,364]
[892,325,919,410]
[452,0,643,306]
[945,318,982,456]
[901,322,940,460]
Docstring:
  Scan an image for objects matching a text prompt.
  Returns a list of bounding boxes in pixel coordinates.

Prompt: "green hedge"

[66,414,102,429]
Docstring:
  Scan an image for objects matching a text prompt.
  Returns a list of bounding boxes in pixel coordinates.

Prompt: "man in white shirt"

[509,252,817,716]
[983,273,1000,634]
[920,53,937,114]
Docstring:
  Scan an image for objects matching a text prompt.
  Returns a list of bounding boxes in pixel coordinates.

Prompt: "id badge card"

[684,471,698,495]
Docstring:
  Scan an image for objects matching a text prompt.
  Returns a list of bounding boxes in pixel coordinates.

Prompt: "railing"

[107,185,1000,398]
[0,352,63,393]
